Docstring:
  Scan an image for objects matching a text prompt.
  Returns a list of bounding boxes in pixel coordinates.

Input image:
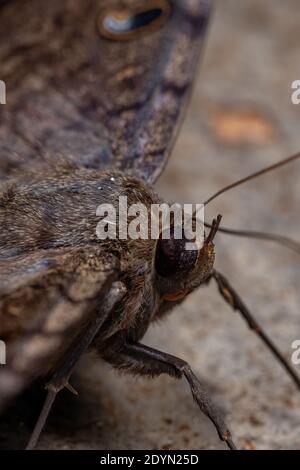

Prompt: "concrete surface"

[1,0,300,450]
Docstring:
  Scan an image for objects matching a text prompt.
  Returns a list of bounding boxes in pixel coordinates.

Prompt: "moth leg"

[212,270,300,390]
[26,281,126,450]
[106,342,237,450]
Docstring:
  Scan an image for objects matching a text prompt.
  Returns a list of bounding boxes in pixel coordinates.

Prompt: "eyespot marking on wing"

[98,0,171,41]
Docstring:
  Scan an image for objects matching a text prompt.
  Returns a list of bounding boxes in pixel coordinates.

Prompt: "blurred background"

[1,0,300,450]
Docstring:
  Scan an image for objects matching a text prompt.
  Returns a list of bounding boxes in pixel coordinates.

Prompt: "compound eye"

[155,234,198,278]
[98,0,171,41]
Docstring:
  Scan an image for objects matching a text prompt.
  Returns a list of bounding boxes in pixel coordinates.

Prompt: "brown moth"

[0,0,299,451]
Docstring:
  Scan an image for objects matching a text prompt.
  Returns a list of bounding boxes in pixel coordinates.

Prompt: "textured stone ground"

[1,0,300,450]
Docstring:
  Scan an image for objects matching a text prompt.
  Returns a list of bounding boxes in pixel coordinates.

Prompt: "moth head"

[154,216,221,302]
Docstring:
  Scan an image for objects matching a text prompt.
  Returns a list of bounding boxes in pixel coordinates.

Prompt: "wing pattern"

[0,0,211,183]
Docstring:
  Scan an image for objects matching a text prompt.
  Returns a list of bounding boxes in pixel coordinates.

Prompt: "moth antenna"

[205,214,222,243]
[203,151,300,206]
[204,223,300,255]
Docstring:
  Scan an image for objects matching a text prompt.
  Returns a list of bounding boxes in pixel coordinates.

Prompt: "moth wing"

[0,245,120,411]
[0,0,211,183]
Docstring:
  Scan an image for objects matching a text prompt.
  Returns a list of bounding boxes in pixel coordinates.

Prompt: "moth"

[0,0,299,450]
